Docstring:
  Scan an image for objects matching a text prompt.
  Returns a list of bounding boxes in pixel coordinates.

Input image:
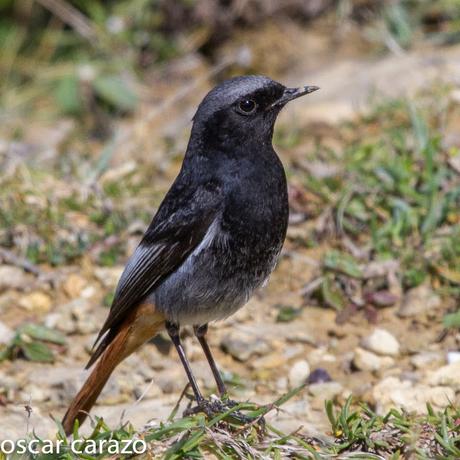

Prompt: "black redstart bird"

[62,75,318,434]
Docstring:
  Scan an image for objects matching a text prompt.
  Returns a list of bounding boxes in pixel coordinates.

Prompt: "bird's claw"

[184,398,263,426]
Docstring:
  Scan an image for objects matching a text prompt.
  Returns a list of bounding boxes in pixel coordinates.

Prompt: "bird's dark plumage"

[64,75,318,434]
[91,75,303,357]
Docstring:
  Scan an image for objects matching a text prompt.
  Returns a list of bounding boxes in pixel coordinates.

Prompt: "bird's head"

[190,75,318,149]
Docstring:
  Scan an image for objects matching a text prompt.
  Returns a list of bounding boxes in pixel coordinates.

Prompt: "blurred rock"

[398,284,441,318]
[427,362,460,390]
[361,328,400,356]
[0,370,19,392]
[0,321,14,344]
[20,384,49,403]
[251,353,284,370]
[81,285,97,299]
[308,347,337,364]
[309,381,343,400]
[18,291,52,313]
[353,347,395,372]
[307,368,332,384]
[155,368,187,394]
[447,352,460,364]
[63,274,87,298]
[373,377,455,414]
[94,266,123,289]
[286,331,316,346]
[288,360,310,388]
[45,298,93,334]
[0,266,29,291]
[221,331,269,361]
[276,377,288,392]
[410,351,444,370]
[98,378,130,405]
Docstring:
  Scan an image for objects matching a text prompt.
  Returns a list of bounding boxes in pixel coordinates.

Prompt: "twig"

[0,247,42,276]
[34,0,97,42]
[120,378,155,427]
[299,276,324,297]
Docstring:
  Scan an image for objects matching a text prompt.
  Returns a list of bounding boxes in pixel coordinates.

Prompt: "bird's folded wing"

[88,183,222,366]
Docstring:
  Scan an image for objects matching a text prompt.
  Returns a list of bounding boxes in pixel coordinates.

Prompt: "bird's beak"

[271,85,319,108]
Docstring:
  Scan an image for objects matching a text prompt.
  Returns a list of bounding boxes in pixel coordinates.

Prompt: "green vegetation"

[5,392,460,459]
[0,323,66,363]
[293,94,460,325]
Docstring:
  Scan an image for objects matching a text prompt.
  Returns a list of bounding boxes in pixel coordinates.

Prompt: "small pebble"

[288,360,310,388]
[307,368,332,384]
[361,328,400,356]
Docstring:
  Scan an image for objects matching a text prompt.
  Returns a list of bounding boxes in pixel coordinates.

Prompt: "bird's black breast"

[152,147,288,325]
[220,152,288,270]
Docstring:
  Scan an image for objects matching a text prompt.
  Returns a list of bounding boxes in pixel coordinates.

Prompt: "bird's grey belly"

[150,221,281,326]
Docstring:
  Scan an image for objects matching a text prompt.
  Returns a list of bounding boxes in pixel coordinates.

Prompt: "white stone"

[288,360,310,388]
[428,362,460,390]
[353,347,394,372]
[221,331,269,362]
[308,382,343,399]
[94,266,123,289]
[447,352,460,364]
[398,284,441,317]
[410,351,444,369]
[0,321,14,344]
[373,377,455,414]
[361,328,400,356]
[0,265,28,291]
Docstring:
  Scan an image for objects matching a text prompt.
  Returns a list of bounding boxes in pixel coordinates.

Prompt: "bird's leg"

[166,321,204,404]
[194,324,228,397]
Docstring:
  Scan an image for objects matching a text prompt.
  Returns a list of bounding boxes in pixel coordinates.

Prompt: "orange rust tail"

[62,303,164,435]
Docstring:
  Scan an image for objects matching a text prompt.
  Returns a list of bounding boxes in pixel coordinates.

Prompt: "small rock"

[0,321,14,344]
[19,291,52,313]
[63,274,87,298]
[308,347,337,364]
[428,362,460,390]
[447,352,460,364]
[45,298,92,334]
[44,313,61,330]
[221,331,270,362]
[410,351,444,369]
[0,265,29,291]
[283,345,304,360]
[288,360,310,388]
[286,331,316,346]
[353,347,395,372]
[76,316,99,334]
[20,384,49,403]
[251,353,284,370]
[309,381,343,399]
[398,284,441,318]
[307,368,332,384]
[0,370,18,391]
[81,285,97,299]
[365,290,398,308]
[156,368,186,394]
[98,379,129,405]
[373,376,455,414]
[94,267,123,289]
[361,328,400,356]
[276,377,288,392]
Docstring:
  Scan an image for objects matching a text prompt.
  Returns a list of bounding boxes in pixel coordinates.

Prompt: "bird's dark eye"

[237,99,257,115]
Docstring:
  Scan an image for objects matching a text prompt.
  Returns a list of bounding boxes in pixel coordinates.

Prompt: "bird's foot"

[184,397,263,426]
